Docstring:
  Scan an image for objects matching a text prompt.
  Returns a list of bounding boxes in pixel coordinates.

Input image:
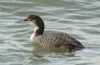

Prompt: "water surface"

[0,0,100,65]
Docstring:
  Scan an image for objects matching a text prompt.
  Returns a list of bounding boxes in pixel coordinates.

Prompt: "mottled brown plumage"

[33,31,84,50]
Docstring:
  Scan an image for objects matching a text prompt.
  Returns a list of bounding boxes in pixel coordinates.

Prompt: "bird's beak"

[15,18,28,23]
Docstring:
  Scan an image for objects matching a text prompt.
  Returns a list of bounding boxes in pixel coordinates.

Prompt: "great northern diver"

[17,15,84,52]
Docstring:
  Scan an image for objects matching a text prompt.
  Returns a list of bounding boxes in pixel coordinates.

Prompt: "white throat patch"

[30,27,39,40]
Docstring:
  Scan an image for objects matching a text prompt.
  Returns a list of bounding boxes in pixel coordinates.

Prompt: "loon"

[17,15,84,52]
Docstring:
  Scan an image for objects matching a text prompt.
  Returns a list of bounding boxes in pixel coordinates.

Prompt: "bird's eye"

[29,19,33,21]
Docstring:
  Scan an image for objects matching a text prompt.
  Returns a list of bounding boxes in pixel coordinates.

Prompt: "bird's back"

[33,31,84,51]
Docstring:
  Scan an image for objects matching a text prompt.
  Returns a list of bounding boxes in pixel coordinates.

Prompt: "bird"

[17,15,84,52]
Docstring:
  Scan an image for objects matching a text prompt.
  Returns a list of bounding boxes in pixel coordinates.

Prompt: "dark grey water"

[0,0,100,65]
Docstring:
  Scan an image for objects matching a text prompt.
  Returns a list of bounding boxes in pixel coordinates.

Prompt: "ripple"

[81,28,100,35]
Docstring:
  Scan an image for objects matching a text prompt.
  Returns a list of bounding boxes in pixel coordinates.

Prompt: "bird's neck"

[34,26,44,36]
[30,26,44,40]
